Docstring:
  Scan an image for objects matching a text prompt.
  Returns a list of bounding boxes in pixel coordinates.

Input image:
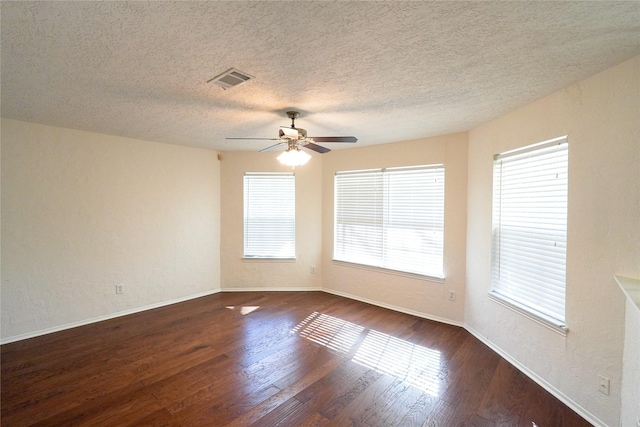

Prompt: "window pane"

[335,166,444,277]
[334,171,383,266]
[491,138,568,324]
[244,173,295,258]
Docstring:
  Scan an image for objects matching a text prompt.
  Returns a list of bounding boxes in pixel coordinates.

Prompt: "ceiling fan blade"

[226,137,280,140]
[308,136,357,143]
[302,142,331,154]
[259,142,286,152]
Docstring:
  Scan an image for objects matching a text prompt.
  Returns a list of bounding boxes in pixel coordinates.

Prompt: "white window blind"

[491,136,568,326]
[334,165,444,277]
[244,172,295,258]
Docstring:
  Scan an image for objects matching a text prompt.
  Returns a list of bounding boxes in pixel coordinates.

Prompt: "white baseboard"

[0,289,222,345]
[322,288,465,328]
[220,286,323,292]
[464,325,605,427]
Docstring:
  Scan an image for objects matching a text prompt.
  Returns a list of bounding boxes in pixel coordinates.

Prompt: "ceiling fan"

[226,111,357,162]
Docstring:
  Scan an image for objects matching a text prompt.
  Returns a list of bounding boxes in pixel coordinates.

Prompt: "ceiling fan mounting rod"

[286,111,299,128]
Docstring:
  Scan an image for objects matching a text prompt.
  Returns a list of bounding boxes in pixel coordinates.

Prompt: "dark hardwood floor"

[1,291,590,426]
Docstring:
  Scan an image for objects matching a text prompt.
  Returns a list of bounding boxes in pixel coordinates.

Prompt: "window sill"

[242,257,296,263]
[488,292,568,336]
[332,260,445,283]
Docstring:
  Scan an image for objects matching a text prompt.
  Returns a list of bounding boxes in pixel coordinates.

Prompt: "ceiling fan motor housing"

[279,127,307,139]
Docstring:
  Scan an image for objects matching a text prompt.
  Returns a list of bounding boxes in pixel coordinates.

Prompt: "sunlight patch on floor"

[291,312,441,395]
[353,329,440,396]
[226,306,261,315]
[291,311,364,354]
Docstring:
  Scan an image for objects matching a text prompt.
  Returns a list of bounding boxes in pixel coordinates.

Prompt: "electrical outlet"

[597,374,610,396]
[310,266,316,274]
[116,284,124,295]
[448,290,456,301]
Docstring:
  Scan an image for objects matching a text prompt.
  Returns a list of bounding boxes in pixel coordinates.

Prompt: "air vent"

[207,68,254,90]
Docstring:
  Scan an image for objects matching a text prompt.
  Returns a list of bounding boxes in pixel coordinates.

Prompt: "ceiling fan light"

[277,148,311,167]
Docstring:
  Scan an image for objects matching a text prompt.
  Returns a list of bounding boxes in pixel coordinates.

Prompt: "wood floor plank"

[26,382,162,427]
[267,362,379,426]
[269,345,342,391]
[366,378,427,427]
[317,367,383,419]
[477,358,530,424]
[322,373,400,426]
[1,360,141,425]
[223,351,347,427]
[0,291,591,427]
[293,359,371,404]
[298,411,332,426]
[126,408,176,427]
[396,392,441,427]
[144,354,235,405]
[2,345,123,400]
[164,382,281,426]
[246,395,305,427]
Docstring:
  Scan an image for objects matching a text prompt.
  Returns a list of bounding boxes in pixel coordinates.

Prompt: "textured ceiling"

[2,1,639,152]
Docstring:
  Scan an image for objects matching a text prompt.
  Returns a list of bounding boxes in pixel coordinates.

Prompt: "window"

[243,172,295,258]
[334,165,445,278]
[491,136,568,328]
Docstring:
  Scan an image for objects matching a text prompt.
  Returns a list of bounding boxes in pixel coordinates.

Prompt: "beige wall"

[1,119,221,341]
[321,133,468,324]
[466,56,639,426]
[219,151,322,290]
